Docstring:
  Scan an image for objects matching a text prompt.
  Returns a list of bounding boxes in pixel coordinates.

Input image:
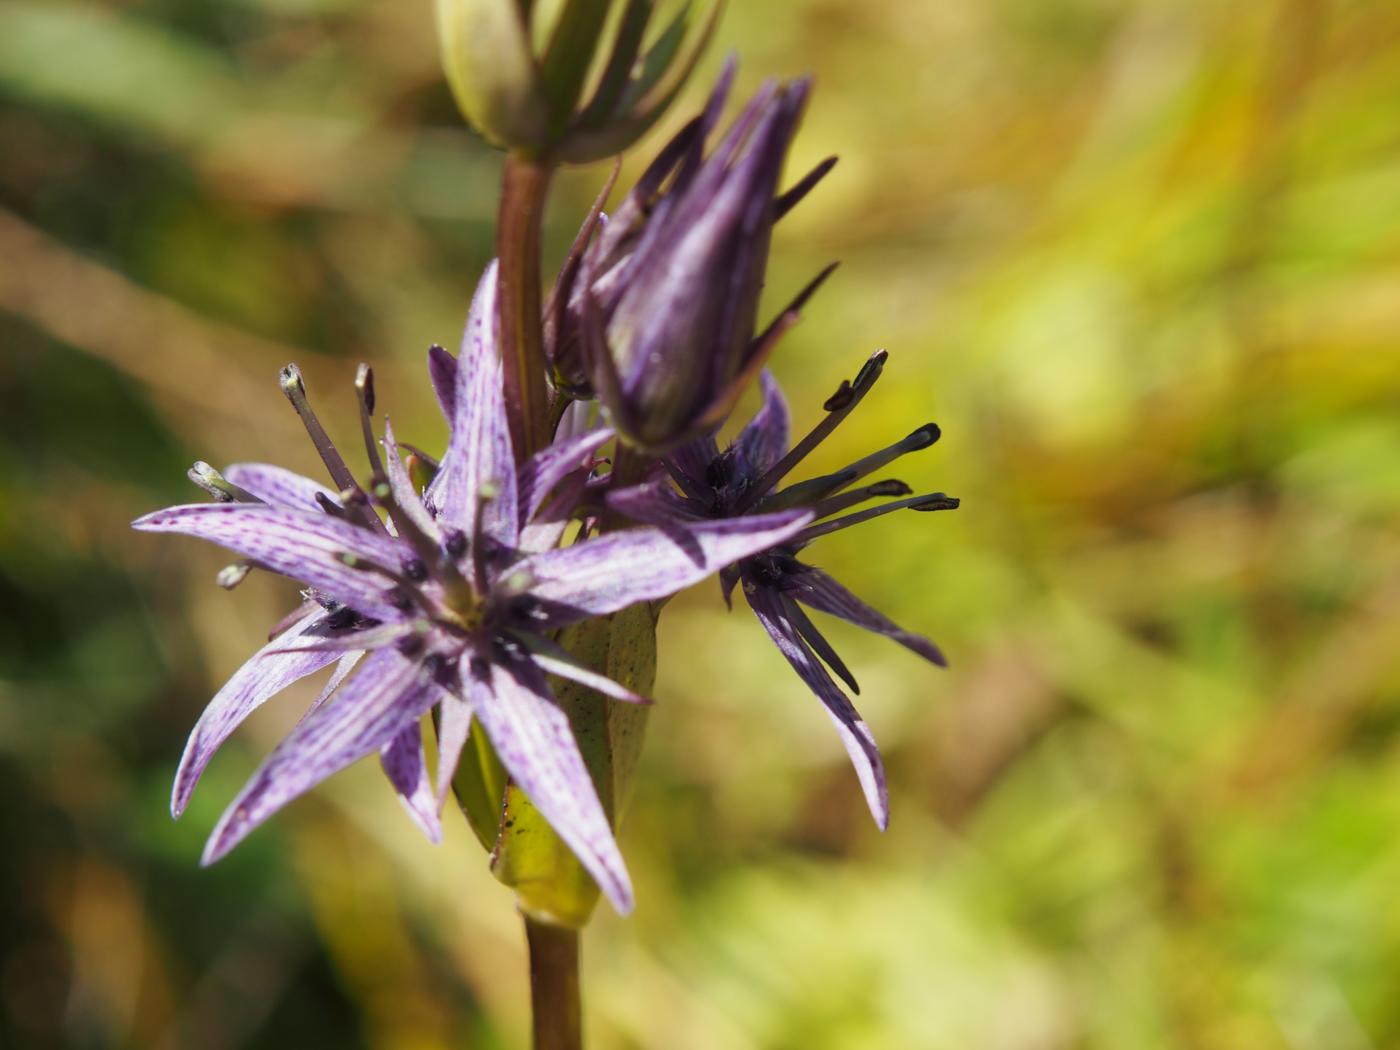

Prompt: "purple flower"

[606,353,958,828]
[546,61,838,451]
[134,263,811,913]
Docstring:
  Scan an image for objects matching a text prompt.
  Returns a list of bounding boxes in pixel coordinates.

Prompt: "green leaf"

[490,603,658,926]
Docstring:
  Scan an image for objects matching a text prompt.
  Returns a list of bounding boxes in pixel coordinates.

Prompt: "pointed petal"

[511,632,651,705]
[732,371,790,478]
[517,471,590,555]
[518,427,613,526]
[745,586,888,829]
[781,593,859,694]
[468,658,633,914]
[202,648,438,863]
[668,433,720,492]
[785,565,947,667]
[427,344,457,422]
[381,724,442,843]
[171,611,339,818]
[382,419,442,543]
[604,480,707,525]
[429,262,519,543]
[223,463,337,511]
[516,509,812,626]
[302,651,363,721]
[133,504,416,618]
[435,691,474,807]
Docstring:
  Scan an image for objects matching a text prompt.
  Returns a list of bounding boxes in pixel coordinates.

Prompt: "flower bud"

[548,65,836,450]
[435,0,721,161]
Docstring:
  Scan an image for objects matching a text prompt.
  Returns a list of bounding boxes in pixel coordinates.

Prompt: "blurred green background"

[3,0,1400,1046]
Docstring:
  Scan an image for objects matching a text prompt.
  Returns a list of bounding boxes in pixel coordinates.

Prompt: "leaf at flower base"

[490,604,658,927]
[444,705,508,853]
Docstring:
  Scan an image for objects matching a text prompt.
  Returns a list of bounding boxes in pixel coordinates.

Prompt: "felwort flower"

[607,352,958,828]
[134,263,811,913]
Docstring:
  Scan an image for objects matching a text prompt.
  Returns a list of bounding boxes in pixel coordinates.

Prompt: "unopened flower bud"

[549,65,836,450]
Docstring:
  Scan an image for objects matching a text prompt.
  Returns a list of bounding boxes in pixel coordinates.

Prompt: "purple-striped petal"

[428,343,457,422]
[302,651,363,721]
[381,724,442,843]
[605,480,707,525]
[518,427,613,526]
[732,371,790,479]
[382,419,442,543]
[784,565,946,667]
[467,657,633,914]
[133,504,414,617]
[428,262,519,544]
[668,433,720,492]
[223,463,337,511]
[516,509,812,625]
[745,585,889,829]
[171,610,340,818]
[202,648,438,863]
[434,691,473,806]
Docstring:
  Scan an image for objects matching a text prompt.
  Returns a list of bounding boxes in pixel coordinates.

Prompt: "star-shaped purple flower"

[135,263,810,913]
[607,352,958,829]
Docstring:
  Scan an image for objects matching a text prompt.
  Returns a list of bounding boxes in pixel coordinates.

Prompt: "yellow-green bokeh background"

[3,0,1400,1046]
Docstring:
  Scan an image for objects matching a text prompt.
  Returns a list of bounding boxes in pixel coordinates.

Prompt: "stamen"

[809,479,912,520]
[314,492,353,521]
[757,469,857,511]
[795,491,959,545]
[338,551,440,618]
[279,364,358,493]
[734,349,888,513]
[188,462,259,504]
[355,364,387,481]
[443,529,468,560]
[816,423,940,496]
[280,363,386,534]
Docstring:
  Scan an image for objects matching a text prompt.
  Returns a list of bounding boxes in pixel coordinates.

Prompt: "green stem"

[497,152,555,462]
[525,916,582,1050]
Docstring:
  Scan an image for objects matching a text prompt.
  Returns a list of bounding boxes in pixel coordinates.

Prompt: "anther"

[809,479,912,521]
[279,363,386,534]
[444,529,467,559]
[188,462,259,504]
[795,490,960,544]
[912,494,960,512]
[355,364,386,480]
[735,349,891,513]
[217,562,252,589]
[315,492,351,520]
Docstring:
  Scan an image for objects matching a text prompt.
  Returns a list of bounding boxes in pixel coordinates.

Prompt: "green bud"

[435,0,723,162]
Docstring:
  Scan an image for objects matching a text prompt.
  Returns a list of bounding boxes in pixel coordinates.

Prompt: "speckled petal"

[133,503,414,617]
[381,724,442,843]
[518,427,613,526]
[223,463,338,511]
[171,610,340,818]
[468,658,633,914]
[202,648,438,863]
[428,262,519,544]
[518,509,811,625]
